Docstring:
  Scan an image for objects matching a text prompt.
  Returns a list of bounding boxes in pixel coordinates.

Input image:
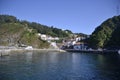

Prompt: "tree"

[87,15,120,49]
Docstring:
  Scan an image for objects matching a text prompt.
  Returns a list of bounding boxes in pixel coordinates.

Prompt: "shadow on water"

[0,51,120,80]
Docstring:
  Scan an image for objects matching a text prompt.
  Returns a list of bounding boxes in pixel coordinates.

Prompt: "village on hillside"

[37,32,90,50]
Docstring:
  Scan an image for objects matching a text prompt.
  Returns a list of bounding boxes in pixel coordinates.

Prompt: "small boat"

[118,50,120,54]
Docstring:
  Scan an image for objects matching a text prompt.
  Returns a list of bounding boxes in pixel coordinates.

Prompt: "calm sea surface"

[0,51,120,80]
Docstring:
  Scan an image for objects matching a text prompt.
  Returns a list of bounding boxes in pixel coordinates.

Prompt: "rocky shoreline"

[0,47,119,57]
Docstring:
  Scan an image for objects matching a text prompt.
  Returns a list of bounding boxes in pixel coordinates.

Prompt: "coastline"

[0,48,119,57]
[0,48,66,56]
[65,49,118,54]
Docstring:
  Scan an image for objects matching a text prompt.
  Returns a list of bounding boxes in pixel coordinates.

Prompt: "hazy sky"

[0,0,120,34]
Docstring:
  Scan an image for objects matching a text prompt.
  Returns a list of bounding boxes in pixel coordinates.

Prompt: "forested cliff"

[87,15,120,49]
[0,15,72,48]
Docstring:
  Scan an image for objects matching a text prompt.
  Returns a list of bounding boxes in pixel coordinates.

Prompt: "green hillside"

[0,15,72,37]
[87,15,120,49]
[0,15,50,48]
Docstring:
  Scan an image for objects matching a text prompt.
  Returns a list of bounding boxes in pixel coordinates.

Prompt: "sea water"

[0,51,120,80]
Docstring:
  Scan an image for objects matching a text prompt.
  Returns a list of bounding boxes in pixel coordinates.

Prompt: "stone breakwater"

[0,48,66,56]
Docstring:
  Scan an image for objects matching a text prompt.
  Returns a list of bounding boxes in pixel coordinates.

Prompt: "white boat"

[118,50,120,54]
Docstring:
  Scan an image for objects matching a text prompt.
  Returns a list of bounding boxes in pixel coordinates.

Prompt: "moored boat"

[118,50,120,54]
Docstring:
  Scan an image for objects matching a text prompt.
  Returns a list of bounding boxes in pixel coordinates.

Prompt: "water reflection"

[96,54,120,80]
[25,51,33,63]
[0,52,120,80]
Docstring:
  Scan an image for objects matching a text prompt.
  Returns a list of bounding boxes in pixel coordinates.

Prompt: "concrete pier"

[65,49,118,54]
[0,49,10,57]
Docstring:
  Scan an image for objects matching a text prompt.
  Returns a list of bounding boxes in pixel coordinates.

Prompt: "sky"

[0,0,120,34]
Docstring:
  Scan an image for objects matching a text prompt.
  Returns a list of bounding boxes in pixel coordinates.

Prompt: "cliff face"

[88,15,120,49]
[0,16,49,48]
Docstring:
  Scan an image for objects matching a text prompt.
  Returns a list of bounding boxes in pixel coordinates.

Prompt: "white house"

[72,41,76,45]
[47,36,54,41]
[75,37,81,42]
[25,46,33,50]
[41,34,47,40]
[54,37,59,40]
[50,42,58,49]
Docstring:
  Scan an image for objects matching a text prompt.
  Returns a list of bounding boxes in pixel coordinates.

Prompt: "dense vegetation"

[87,15,120,49]
[0,15,49,48]
[0,15,74,48]
[0,15,72,38]
[19,21,72,38]
[74,33,88,37]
